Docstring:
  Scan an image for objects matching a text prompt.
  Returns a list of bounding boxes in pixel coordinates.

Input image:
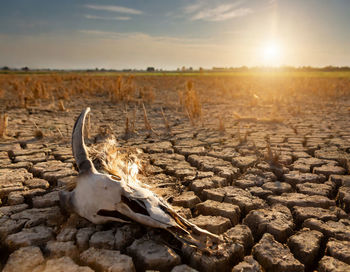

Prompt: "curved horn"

[72,107,95,173]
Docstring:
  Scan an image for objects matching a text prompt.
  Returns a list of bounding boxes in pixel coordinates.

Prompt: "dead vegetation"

[0,113,8,138]
[161,107,170,132]
[264,141,282,167]
[124,108,137,138]
[218,114,225,133]
[33,122,44,139]
[178,80,202,124]
[1,73,349,112]
[0,73,350,139]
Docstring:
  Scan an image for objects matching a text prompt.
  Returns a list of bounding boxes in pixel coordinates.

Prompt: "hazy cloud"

[84,14,131,21]
[79,29,213,46]
[85,4,143,15]
[183,2,202,14]
[184,1,252,21]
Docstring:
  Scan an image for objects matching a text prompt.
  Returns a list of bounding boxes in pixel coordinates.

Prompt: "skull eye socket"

[121,195,150,217]
[97,209,131,222]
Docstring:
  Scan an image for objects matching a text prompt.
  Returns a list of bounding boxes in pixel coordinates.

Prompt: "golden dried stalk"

[142,103,152,131]
[56,127,64,138]
[0,113,8,138]
[131,108,136,133]
[125,115,130,136]
[218,115,225,133]
[161,107,170,131]
[58,100,66,111]
[142,103,158,135]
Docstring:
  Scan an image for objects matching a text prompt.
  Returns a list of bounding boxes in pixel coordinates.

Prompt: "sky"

[0,0,349,70]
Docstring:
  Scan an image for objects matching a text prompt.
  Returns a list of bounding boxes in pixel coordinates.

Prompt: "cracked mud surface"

[1,75,350,271]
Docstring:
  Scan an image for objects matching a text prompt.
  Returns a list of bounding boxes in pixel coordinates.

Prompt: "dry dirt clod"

[127,238,181,271]
[189,215,232,235]
[196,200,240,226]
[5,225,54,251]
[287,228,324,267]
[89,230,115,250]
[232,256,263,272]
[37,256,94,272]
[243,204,294,243]
[326,238,350,265]
[318,256,350,272]
[2,246,45,272]
[252,233,304,272]
[80,247,135,272]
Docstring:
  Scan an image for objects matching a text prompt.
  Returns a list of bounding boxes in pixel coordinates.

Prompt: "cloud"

[84,14,131,21]
[85,4,142,15]
[183,1,253,21]
[79,30,212,46]
[183,2,202,14]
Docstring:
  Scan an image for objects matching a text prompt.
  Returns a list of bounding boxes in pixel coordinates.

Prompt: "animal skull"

[59,108,220,247]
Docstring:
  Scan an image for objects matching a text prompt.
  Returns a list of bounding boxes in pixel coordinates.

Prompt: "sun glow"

[261,41,282,66]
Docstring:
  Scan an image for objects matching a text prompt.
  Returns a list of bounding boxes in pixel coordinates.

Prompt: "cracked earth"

[1,76,350,272]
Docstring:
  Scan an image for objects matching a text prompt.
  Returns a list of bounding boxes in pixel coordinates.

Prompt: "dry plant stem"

[233,112,241,119]
[142,103,158,135]
[237,125,244,143]
[142,103,152,131]
[125,115,130,136]
[186,108,195,126]
[58,99,66,111]
[0,113,8,138]
[201,115,205,127]
[244,131,248,142]
[4,113,8,136]
[131,108,136,133]
[218,115,225,133]
[57,127,64,138]
[161,107,170,131]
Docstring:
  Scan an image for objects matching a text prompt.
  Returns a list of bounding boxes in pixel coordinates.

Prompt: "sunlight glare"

[262,41,282,66]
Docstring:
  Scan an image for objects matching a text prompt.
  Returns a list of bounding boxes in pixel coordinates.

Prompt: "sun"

[261,41,282,66]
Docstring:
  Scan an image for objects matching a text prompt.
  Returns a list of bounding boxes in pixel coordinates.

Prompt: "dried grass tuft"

[33,122,44,139]
[218,115,225,133]
[179,80,202,124]
[34,129,44,139]
[264,142,281,167]
[140,86,155,103]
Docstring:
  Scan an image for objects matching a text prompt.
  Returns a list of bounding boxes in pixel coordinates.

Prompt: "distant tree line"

[1,65,350,73]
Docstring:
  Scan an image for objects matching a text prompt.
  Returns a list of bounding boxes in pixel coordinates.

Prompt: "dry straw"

[0,113,8,138]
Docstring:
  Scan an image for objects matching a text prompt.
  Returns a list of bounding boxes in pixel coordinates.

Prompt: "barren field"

[1,73,350,271]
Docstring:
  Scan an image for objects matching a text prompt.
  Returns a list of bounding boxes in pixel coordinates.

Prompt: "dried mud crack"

[1,76,350,272]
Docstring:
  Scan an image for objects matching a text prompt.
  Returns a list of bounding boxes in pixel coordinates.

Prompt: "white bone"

[60,108,221,248]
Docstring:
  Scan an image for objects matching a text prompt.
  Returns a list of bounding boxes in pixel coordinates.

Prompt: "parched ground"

[1,78,350,272]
